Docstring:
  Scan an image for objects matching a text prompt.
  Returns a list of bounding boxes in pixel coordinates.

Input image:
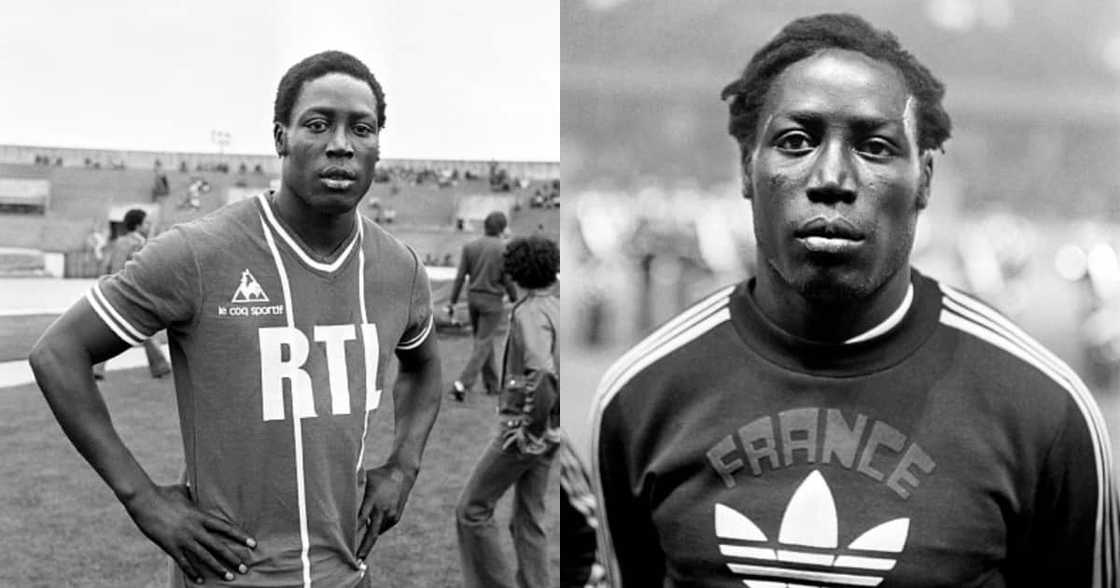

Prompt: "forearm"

[449,277,465,306]
[30,340,157,506]
[386,347,442,476]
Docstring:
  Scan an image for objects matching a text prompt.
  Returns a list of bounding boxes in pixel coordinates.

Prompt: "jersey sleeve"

[396,249,434,351]
[511,303,555,375]
[592,388,667,587]
[1017,393,1118,587]
[87,227,200,345]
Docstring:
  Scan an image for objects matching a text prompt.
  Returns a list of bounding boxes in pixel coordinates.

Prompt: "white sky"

[0,0,558,161]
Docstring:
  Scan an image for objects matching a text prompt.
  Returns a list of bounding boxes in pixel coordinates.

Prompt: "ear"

[915,151,933,210]
[273,122,288,157]
[740,151,754,201]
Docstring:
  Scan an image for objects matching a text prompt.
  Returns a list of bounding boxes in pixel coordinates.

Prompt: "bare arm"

[30,298,152,503]
[29,299,254,584]
[357,331,443,558]
[502,273,518,303]
[449,248,468,306]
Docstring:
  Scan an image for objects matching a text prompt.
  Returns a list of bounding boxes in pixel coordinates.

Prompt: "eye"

[353,123,377,137]
[774,131,815,154]
[305,119,329,133]
[858,137,898,158]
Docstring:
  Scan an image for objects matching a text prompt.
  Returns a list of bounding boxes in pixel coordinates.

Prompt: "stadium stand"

[0,146,559,277]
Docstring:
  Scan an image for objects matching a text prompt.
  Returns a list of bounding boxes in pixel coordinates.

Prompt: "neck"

[272,189,355,257]
[752,263,911,343]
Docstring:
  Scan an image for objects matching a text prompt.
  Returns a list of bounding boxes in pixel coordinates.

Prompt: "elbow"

[27,337,53,378]
[28,334,75,387]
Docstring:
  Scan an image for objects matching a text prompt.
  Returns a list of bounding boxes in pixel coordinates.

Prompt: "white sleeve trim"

[85,286,145,346]
[396,314,433,350]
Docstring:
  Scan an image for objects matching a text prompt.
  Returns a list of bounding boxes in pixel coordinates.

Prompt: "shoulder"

[933,279,1103,430]
[359,214,420,271]
[168,197,261,248]
[513,292,558,322]
[589,284,736,429]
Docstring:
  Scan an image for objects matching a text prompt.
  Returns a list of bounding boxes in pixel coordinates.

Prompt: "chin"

[779,262,881,305]
[307,190,364,214]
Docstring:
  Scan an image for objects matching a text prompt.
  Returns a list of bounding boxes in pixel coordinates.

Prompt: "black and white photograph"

[0,1,559,586]
[562,1,1120,587]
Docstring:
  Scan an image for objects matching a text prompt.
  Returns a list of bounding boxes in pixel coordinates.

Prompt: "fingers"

[356,509,384,560]
[357,492,375,528]
[172,553,204,585]
[189,539,236,582]
[196,532,250,576]
[202,515,257,549]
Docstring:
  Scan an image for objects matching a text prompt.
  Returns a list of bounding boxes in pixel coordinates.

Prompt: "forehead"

[292,72,378,118]
[762,49,912,125]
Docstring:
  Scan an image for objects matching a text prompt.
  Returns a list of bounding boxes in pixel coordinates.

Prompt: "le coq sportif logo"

[715,470,909,587]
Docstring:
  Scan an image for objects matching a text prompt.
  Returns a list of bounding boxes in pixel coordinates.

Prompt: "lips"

[319,166,357,191]
[319,166,357,180]
[794,216,865,254]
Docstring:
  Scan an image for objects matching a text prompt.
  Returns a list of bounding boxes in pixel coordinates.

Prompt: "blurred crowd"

[565,187,1120,390]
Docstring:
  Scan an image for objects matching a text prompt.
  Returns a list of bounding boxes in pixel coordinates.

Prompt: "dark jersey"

[89,193,433,587]
[591,270,1118,587]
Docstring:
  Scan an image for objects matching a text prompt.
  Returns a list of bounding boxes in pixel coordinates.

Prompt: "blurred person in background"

[93,208,170,380]
[559,432,608,588]
[589,13,1117,587]
[447,210,518,401]
[456,235,558,588]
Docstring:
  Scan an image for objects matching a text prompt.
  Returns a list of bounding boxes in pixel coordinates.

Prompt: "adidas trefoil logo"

[231,269,269,303]
[715,470,909,588]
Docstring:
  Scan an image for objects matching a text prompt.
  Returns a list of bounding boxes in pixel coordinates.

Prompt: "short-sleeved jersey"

[88,192,433,587]
[591,270,1118,587]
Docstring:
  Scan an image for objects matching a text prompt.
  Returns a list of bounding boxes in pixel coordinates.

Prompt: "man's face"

[744,49,932,303]
[275,72,380,215]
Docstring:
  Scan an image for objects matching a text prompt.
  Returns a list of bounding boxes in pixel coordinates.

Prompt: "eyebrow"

[780,111,902,131]
[300,106,377,120]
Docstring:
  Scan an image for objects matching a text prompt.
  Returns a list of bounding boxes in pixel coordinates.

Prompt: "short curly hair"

[123,208,146,232]
[721,13,951,157]
[274,50,386,130]
[504,235,559,290]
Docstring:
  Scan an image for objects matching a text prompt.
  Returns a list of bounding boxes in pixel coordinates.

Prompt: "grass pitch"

[0,333,558,587]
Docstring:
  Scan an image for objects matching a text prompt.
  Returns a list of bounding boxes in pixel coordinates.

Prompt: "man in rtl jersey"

[31,50,442,587]
[590,14,1118,587]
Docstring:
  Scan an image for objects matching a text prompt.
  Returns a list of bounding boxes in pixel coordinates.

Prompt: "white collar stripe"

[256,193,359,273]
[258,214,313,588]
[845,283,914,344]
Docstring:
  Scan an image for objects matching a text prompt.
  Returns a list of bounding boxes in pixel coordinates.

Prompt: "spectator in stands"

[92,209,171,380]
[84,221,107,263]
[447,211,517,401]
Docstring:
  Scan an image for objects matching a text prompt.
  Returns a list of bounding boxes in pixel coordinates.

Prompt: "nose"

[806,140,856,205]
[326,126,354,159]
